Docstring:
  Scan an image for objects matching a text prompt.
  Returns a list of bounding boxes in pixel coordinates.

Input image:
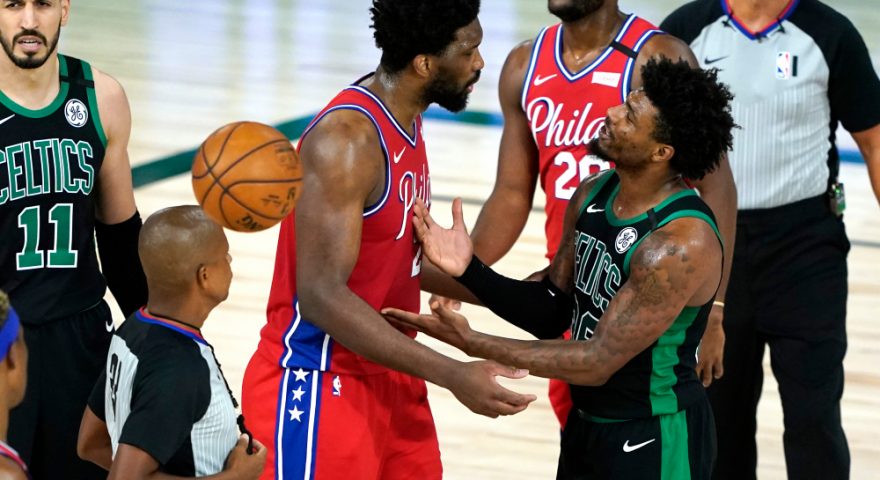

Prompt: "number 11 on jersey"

[16,203,78,270]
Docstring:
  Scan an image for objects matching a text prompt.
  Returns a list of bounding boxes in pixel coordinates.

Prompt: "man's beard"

[424,69,480,113]
[549,0,605,23]
[588,137,615,164]
[0,24,61,70]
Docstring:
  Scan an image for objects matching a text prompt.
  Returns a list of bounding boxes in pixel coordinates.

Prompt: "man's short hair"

[370,0,481,73]
[642,58,736,180]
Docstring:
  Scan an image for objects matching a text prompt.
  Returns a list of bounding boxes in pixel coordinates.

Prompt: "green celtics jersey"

[571,170,721,419]
[0,55,108,325]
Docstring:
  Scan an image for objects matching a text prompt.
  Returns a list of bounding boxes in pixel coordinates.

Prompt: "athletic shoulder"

[89,65,130,142]
[0,458,26,480]
[301,108,382,166]
[660,0,722,44]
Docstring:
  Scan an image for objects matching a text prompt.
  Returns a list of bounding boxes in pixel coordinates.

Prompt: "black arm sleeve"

[455,256,572,340]
[95,211,148,317]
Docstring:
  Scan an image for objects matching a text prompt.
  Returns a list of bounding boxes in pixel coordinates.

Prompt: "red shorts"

[549,330,574,428]
[242,351,442,480]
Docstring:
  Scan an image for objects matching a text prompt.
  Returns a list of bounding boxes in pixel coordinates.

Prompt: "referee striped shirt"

[662,0,880,209]
[89,309,238,476]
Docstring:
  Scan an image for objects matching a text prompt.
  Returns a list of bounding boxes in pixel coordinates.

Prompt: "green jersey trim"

[660,408,692,480]
[650,306,699,415]
[0,54,70,118]
[81,61,107,147]
[604,184,697,226]
[622,209,722,275]
[577,170,616,217]
[657,210,723,250]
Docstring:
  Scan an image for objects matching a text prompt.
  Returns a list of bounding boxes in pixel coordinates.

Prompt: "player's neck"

[362,68,422,137]
[727,0,792,30]
[613,167,684,218]
[560,6,626,53]
[0,52,61,110]
[144,301,209,331]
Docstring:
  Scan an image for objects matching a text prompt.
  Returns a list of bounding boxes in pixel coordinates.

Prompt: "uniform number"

[16,204,78,270]
[108,353,120,417]
[553,152,611,200]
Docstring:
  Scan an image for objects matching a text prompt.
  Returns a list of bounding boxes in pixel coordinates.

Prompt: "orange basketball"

[192,121,302,232]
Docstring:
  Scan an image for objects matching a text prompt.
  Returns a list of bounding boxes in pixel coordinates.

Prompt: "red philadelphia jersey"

[257,79,430,375]
[522,15,662,260]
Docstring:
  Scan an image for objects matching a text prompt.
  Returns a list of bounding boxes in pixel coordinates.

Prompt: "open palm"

[413,197,473,277]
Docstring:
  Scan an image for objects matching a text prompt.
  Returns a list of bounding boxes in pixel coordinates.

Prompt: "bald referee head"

[139,205,233,318]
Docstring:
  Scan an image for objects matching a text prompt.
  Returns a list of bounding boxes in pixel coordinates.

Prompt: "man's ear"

[411,54,433,79]
[652,144,674,164]
[196,265,209,290]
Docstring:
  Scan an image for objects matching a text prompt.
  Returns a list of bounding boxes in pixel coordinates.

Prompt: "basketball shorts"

[557,396,716,479]
[242,350,442,480]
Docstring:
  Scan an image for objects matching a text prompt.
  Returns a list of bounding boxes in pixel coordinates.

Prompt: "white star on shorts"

[288,406,304,422]
[291,385,305,402]
[293,368,309,382]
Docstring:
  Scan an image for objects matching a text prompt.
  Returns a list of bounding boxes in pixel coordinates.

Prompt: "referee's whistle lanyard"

[146,311,256,454]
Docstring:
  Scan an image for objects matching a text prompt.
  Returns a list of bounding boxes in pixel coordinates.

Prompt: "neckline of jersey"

[135,308,207,345]
[721,0,800,41]
[604,181,697,226]
[347,80,418,148]
[0,54,71,118]
[554,14,636,82]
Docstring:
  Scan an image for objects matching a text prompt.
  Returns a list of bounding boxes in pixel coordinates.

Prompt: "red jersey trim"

[554,14,638,82]
[346,85,420,147]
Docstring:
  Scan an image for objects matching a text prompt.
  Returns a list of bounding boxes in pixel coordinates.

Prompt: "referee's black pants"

[9,300,112,480]
[709,195,850,480]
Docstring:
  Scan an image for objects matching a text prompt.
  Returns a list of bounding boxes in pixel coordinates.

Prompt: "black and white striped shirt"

[89,309,238,476]
[662,0,880,209]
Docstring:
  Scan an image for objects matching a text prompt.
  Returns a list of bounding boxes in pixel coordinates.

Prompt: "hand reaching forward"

[383,300,472,352]
[448,360,537,418]
[383,302,537,417]
[412,197,473,277]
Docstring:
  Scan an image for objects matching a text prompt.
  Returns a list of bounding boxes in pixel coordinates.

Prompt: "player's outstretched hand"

[412,197,473,277]
[383,300,471,351]
[449,360,537,418]
[224,435,267,480]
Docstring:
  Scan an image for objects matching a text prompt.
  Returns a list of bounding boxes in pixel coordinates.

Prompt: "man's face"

[0,0,68,70]
[590,90,663,168]
[423,18,484,113]
[548,0,606,23]
[203,235,233,304]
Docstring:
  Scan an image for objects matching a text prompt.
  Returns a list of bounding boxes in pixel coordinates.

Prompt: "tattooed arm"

[387,216,722,386]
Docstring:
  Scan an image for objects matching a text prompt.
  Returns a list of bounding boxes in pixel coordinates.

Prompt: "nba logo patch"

[776,52,798,79]
[332,375,342,396]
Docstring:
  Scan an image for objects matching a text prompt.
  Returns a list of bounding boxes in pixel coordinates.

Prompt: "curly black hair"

[641,58,736,180]
[370,0,480,73]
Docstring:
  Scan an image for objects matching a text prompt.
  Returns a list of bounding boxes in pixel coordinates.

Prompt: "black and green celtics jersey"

[0,55,108,325]
[571,170,722,419]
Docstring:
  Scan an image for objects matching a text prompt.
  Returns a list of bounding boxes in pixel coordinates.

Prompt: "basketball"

[192,121,303,232]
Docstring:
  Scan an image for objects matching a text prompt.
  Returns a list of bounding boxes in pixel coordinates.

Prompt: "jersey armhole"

[520,26,550,112]
[622,209,723,275]
[81,61,108,148]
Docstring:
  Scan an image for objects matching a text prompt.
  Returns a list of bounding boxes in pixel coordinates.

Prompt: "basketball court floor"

[64,0,880,478]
